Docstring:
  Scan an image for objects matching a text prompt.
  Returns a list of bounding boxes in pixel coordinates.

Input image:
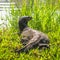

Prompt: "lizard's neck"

[19,23,28,33]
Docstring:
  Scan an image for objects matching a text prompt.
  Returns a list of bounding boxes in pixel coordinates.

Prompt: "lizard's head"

[19,16,32,32]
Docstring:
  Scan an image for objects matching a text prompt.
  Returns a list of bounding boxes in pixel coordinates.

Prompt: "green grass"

[0,0,60,60]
